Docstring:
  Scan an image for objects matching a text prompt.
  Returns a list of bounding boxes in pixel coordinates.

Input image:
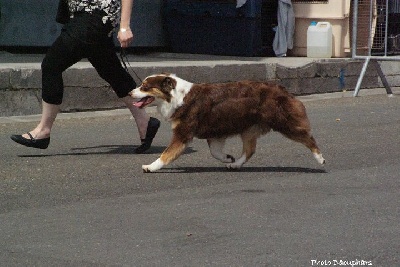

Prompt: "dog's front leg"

[142,135,188,173]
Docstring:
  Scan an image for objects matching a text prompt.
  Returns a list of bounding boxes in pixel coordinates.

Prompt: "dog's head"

[129,74,178,108]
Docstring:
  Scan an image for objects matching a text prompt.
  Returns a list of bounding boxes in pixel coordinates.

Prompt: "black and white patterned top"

[67,0,121,27]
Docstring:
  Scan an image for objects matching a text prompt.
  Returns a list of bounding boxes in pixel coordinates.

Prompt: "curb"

[2,89,398,125]
[1,54,400,117]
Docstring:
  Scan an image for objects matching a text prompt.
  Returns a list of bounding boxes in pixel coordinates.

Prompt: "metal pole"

[352,0,398,97]
[352,0,359,59]
[373,60,393,96]
[368,0,373,56]
[353,56,370,97]
[384,0,389,56]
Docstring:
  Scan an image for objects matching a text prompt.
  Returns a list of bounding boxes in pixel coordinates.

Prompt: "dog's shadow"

[18,144,195,157]
[69,144,173,155]
[156,166,327,174]
[18,145,326,174]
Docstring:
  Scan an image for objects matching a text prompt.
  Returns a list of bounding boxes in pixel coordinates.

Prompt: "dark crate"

[163,0,277,56]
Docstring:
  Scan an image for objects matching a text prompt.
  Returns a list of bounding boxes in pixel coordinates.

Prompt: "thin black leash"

[119,48,143,84]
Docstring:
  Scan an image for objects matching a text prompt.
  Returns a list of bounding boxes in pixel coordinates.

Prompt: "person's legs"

[11,32,84,146]
[88,43,160,152]
[25,101,60,140]
[119,95,160,153]
[33,33,83,138]
[120,96,150,139]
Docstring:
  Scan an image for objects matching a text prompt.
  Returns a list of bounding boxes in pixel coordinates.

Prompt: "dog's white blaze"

[313,153,325,164]
[159,77,193,119]
[130,88,147,99]
[142,158,164,172]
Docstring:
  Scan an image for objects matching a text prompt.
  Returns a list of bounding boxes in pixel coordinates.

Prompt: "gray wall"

[0,0,166,47]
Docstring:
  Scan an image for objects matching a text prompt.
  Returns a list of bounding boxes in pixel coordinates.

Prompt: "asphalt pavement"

[0,89,399,266]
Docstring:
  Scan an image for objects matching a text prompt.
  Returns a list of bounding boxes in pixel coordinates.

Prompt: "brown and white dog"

[129,74,325,172]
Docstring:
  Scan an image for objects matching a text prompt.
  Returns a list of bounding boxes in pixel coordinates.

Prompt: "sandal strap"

[27,132,36,142]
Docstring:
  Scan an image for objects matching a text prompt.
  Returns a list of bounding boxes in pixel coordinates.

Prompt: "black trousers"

[41,11,136,105]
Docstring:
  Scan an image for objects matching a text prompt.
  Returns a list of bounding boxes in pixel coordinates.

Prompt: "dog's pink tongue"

[133,96,152,108]
[133,100,146,108]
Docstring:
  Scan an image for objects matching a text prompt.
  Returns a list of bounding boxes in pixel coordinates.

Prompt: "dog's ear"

[161,77,177,92]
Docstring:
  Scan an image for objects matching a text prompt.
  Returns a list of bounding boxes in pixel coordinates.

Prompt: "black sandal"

[10,132,50,149]
[134,117,160,154]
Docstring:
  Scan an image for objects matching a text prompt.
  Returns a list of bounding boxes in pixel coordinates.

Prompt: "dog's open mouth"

[133,96,155,108]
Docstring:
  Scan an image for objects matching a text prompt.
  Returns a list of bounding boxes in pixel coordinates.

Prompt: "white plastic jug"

[307,21,333,58]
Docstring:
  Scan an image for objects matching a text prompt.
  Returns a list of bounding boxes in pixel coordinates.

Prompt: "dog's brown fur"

[130,74,325,172]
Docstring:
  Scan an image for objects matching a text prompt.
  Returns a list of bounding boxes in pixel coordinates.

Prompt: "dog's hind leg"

[227,127,260,169]
[207,138,235,163]
[276,98,325,164]
[281,129,325,165]
[142,135,188,172]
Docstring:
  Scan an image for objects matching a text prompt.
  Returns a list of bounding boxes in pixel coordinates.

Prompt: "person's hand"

[118,28,133,48]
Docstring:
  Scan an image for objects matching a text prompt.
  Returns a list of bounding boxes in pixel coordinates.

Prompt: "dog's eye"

[141,86,150,92]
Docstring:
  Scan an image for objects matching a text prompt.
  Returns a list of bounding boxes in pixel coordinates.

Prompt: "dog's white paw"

[226,162,243,170]
[142,158,164,173]
[226,158,244,169]
[314,153,326,165]
[226,155,246,169]
[142,165,154,173]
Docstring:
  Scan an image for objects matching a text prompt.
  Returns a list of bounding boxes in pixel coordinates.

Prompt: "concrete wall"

[2,58,400,117]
